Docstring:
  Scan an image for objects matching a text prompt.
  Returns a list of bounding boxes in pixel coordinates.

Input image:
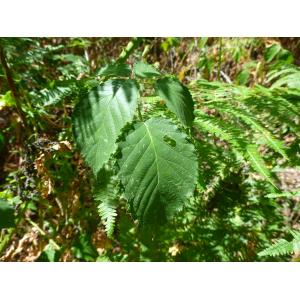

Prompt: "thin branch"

[0,46,27,127]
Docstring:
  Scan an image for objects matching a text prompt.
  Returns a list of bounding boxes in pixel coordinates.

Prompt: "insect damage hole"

[163,135,176,148]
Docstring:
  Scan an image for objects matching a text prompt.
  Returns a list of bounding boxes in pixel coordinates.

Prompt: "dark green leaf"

[119,117,198,225]
[96,63,131,78]
[0,199,15,229]
[155,77,194,126]
[73,79,139,174]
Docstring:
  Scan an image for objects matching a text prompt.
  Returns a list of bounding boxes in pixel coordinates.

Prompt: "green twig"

[117,38,142,64]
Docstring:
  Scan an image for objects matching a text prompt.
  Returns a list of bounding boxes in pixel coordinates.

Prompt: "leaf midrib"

[144,122,160,188]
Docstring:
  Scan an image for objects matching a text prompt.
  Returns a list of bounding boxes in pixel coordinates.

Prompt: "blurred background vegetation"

[0,37,300,261]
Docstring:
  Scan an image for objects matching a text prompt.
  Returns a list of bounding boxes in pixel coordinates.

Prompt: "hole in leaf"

[163,135,176,148]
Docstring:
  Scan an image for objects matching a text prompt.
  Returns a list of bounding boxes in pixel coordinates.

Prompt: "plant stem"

[217,38,223,81]
[137,101,143,121]
[0,46,27,127]
[117,38,142,63]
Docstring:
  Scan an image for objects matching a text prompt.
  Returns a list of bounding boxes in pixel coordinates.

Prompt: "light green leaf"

[0,91,15,109]
[133,61,161,78]
[264,44,281,63]
[96,63,131,78]
[119,117,198,224]
[236,69,250,85]
[73,79,139,174]
[155,77,194,126]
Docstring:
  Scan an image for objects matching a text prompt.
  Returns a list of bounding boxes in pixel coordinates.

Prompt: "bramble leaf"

[155,77,194,126]
[133,61,161,78]
[96,63,131,78]
[119,117,198,225]
[73,79,139,174]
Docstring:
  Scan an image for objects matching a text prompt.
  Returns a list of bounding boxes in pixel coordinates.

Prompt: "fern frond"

[266,190,300,198]
[258,239,293,257]
[191,79,300,137]
[194,109,278,187]
[259,230,300,257]
[93,170,119,238]
[206,102,289,160]
[246,144,277,188]
[268,65,300,89]
[32,81,78,107]
[97,197,118,238]
[194,110,247,162]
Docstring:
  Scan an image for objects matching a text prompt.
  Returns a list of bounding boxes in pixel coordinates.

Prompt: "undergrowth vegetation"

[0,37,299,261]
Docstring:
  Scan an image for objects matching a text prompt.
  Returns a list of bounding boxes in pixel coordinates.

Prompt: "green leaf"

[133,61,161,78]
[119,117,198,225]
[236,69,250,85]
[96,63,131,78]
[38,243,59,262]
[73,79,139,174]
[264,44,281,63]
[0,91,15,108]
[155,77,194,126]
[246,144,277,188]
[0,198,15,229]
[72,233,98,261]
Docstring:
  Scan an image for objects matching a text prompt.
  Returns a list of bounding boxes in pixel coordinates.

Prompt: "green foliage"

[93,169,118,238]
[259,230,300,257]
[73,62,197,227]
[119,118,197,225]
[268,64,300,89]
[96,63,131,78]
[72,233,98,261]
[73,79,139,174]
[190,79,299,188]
[133,61,161,78]
[1,37,300,262]
[155,77,194,126]
[35,83,77,107]
[264,44,282,63]
[0,199,15,229]
[246,144,276,188]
